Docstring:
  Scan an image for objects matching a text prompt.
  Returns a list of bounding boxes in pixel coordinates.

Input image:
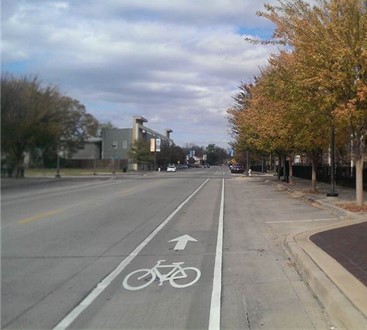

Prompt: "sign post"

[150,138,161,171]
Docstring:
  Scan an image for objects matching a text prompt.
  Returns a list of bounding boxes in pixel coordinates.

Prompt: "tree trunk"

[277,153,281,180]
[12,154,25,178]
[352,133,365,206]
[355,158,364,206]
[288,155,294,184]
[284,154,289,183]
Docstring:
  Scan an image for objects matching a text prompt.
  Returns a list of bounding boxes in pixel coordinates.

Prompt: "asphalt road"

[1,167,342,329]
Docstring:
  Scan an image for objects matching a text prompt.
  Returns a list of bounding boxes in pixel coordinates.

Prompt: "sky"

[2,0,282,149]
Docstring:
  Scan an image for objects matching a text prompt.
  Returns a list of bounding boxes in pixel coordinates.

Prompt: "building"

[69,137,102,160]
[70,116,173,171]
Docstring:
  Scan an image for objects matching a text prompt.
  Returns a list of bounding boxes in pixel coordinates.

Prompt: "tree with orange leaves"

[264,51,332,191]
[227,49,332,190]
[258,0,367,205]
[227,59,297,180]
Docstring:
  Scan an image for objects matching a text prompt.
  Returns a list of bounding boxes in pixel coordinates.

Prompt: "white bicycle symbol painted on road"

[122,260,201,290]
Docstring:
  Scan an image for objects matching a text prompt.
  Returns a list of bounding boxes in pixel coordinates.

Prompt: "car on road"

[166,164,177,172]
[230,163,244,173]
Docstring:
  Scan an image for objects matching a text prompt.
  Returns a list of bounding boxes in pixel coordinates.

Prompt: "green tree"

[58,97,99,156]
[168,144,186,164]
[98,121,116,134]
[1,74,98,176]
[129,141,152,166]
[183,144,205,157]
[206,144,228,165]
[156,142,186,168]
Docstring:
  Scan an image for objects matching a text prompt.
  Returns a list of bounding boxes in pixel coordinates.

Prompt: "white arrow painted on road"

[168,234,198,250]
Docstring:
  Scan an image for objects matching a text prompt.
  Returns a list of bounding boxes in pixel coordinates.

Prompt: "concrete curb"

[269,178,366,220]
[284,221,367,329]
[307,196,367,220]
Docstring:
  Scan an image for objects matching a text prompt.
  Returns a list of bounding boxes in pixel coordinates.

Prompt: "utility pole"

[55,145,61,178]
[327,124,338,197]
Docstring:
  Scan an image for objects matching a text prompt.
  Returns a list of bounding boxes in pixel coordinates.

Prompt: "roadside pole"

[55,146,61,178]
[151,138,160,171]
[154,149,157,171]
[327,125,338,197]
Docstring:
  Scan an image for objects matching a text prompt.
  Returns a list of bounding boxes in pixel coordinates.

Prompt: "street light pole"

[93,143,97,175]
[327,124,338,197]
[154,149,157,171]
[55,145,61,178]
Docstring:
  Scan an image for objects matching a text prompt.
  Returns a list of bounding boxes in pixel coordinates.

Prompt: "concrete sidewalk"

[268,175,367,329]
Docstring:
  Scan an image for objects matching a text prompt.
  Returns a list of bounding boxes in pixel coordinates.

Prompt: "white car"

[166,164,177,172]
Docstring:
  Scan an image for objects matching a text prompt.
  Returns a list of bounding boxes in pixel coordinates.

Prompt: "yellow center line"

[118,185,148,197]
[18,209,64,225]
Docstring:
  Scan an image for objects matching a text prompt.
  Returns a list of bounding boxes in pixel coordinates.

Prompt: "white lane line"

[53,179,210,330]
[266,218,338,224]
[209,178,224,330]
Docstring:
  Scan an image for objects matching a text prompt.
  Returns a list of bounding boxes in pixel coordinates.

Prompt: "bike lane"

[61,178,224,329]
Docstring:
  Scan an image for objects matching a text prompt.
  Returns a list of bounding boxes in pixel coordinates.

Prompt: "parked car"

[166,164,177,172]
[231,163,244,173]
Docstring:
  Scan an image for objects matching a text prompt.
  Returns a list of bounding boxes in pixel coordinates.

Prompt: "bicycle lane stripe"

[208,178,224,330]
[53,178,210,330]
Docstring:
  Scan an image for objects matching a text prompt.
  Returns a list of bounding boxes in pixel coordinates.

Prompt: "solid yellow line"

[18,209,64,225]
[118,186,146,197]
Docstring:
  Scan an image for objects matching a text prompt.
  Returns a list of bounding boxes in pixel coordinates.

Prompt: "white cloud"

[1,0,281,147]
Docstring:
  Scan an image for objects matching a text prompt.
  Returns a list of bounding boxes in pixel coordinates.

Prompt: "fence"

[292,165,367,189]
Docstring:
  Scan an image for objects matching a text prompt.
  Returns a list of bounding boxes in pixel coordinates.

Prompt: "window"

[77,143,85,150]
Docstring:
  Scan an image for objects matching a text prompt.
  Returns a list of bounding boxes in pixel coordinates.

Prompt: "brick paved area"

[310,221,367,286]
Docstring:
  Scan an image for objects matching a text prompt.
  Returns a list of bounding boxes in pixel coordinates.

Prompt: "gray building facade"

[70,116,172,171]
[70,137,102,160]
[101,128,132,161]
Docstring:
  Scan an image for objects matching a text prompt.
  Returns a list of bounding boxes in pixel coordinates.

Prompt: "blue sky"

[2,0,282,148]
